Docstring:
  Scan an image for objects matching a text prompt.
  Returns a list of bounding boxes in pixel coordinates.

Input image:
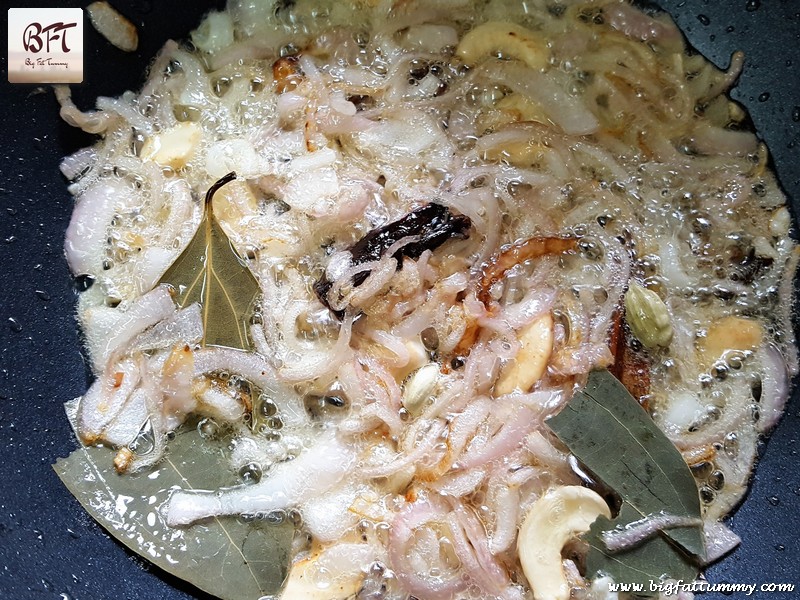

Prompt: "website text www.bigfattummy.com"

[607,580,796,596]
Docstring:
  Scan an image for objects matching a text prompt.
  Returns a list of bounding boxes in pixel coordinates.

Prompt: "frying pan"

[0,1,797,598]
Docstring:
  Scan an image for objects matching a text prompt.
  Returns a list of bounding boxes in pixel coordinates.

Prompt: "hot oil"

[60,0,799,597]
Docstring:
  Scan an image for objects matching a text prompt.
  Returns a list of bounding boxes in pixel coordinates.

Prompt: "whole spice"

[314,203,471,315]
[158,172,260,351]
[624,282,673,349]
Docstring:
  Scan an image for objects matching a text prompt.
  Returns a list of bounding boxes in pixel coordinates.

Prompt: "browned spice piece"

[112,371,124,388]
[477,236,577,305]
[273,55,303,94]
[449,236,577,364]
[608,308,651,409]
[314,203,471,316]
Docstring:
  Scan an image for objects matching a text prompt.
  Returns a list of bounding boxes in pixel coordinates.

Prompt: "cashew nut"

[281,559,362,600]
[482,139,552,168]
[456,21,548,70]
[496,93,549,123]
[518,486,611,600]
[494,313,553,396]
[476,94,549,135]
[393,338,429,382]
[211,179,259,223]
[699,315,762,366]
[140,122,202,169]
[281,543,371,600]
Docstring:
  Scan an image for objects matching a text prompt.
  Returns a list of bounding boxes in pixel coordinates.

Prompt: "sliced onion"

[699,51,745,104]
[277,313,354,382]
[691,123,759,157]
[160,346,197,431]
[84,285,176,372]
[329,257,395,311]
[60,148,97,181]
[361,418,446,478]
[359,355,402,410]
[605,2,682,49]
[483,288,557,331]
[87,1,138,52]
[601,513,703,552]
[446,396,491,463]
[429,467,487,497]
[207,40,277,71]
[757,344,790,433]
[778,248,800,376]
[524,430,573,480]
[487,482,520,554]
[102,387,148,447]
[366,329,411,369]
[54,85,112,134]
[388,500,468,599]
[96,95,152,133]
[342,399,404,437]
[455,405,539,470]
[402,24,459,52]
[300,486,361,543]
[448,503,513,596]
[193,346,278,390]
[670,384,752,450]
[130,303,202,353]
[77,358,141,443]
[64,179,136,277]
[196,385,243,424]
[702,520,742,565]
[478,60,600,136]
[165,434,354,527]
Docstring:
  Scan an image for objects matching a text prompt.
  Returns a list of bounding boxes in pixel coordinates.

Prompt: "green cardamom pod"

[624,281,673,348]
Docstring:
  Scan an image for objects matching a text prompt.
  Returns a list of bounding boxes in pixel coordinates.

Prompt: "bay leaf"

[159,172,259,351]
[547,369,705,558]
[54,414,292,600]
[583,504,698,593]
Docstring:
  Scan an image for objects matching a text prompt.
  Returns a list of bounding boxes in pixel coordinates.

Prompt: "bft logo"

[22,21,78,54]
[8,8,84,84]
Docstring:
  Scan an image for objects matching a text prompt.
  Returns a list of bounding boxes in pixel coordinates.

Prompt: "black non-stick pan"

[1,1,798,599]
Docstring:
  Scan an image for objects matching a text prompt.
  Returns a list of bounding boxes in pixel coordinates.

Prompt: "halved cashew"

[518,486,611,600]
[211,179,259,223]
[140,122,202,169]
[494,313,553,396]
[456,21,548,70]
[483,140,551,168]
[281,559,361,600]
[281,544,372,600]
[477,95,549,135]
[699,315,762,366]
[496,93,549,123]
[391,338,429,382]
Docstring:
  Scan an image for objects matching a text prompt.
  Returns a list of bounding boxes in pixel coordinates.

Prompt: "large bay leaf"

[54,415,292,600]
[159,172,259,351]
[583,504,698,593]
[547,369,705,560]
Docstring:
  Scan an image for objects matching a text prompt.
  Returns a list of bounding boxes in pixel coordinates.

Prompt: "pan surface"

[0,1,797,599]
